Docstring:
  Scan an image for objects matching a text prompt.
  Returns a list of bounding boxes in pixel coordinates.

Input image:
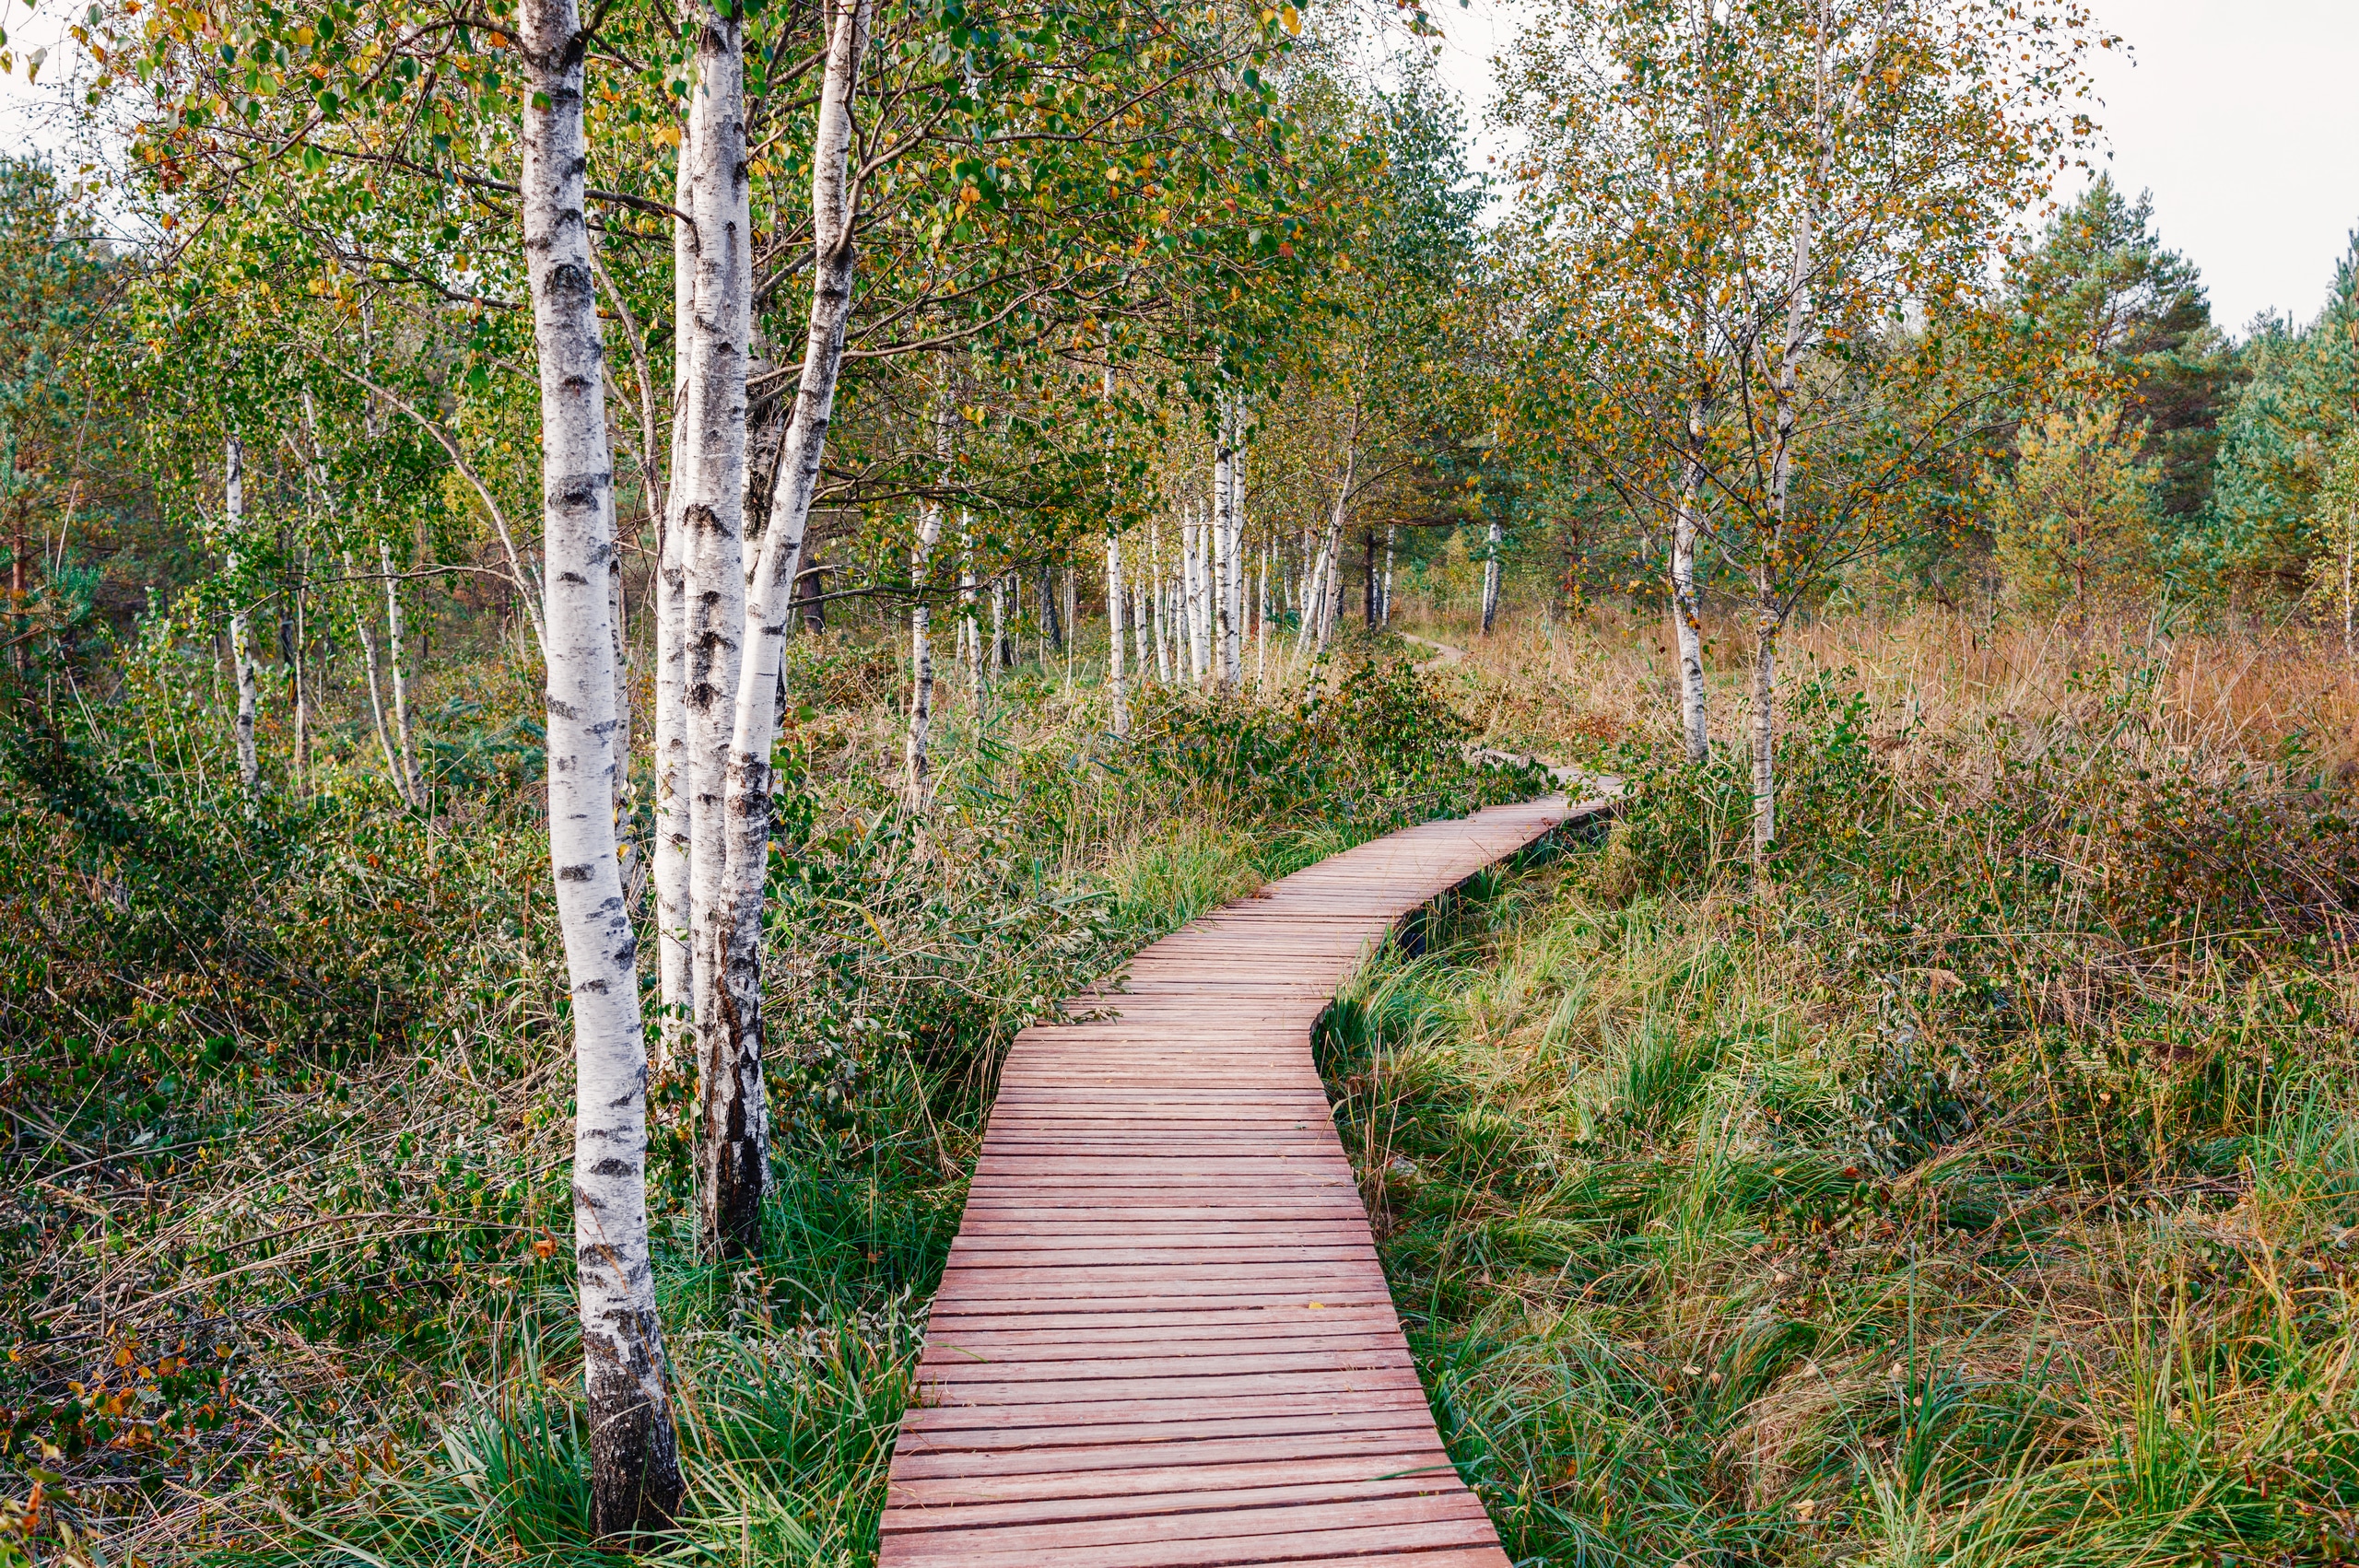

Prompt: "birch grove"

[50,0,1529,1525]
[1496,0,2096,861]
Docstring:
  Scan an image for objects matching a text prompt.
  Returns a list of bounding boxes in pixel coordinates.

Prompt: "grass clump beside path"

[1325,609,2359,1568]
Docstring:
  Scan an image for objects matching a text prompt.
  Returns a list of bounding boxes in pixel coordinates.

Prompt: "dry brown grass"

[1321,592,2359,1568]
[1395,598,2359,779]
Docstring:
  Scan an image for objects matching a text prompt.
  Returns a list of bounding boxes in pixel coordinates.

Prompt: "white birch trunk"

[1133,580,1153,688]
[1062,567,1075,689]
[380,540,420,807]
[905,394,951,805]
[992,575,1008,671]
[286,562,308,799]
[1105,531,1128,736]
[670,0,760,1257]
[706,0,876,1252]
[1253,544,1267,689]
[1750,571,1778,862]
[1169,568,1189,679]
[1212,426,1236,691]
[1221,413,1245,686]
[607,527,632,885]
[346,550,404,798]
[651,383,692,1070]
[1670,404,1710,766]
[1180,509,1202,683]
[1480,519,1503,635]
[225,436,261,804]
[1381,525,1394,627]
[517,0,683,1526]
[960,524,984,709]
[1147,516,1168,685]
[904,509,943,807]
[1309,444,1355,663]
[1195,507,1213,684]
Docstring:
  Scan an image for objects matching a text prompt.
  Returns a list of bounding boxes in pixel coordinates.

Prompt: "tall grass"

[1318,599,2359,1568]
[0,622,1532,1563]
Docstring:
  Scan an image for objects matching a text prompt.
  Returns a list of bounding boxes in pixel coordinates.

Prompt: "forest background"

[6,0,2359,1561]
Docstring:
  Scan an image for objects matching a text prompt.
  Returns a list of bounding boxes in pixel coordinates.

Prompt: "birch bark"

[651,310,692,1070]
[1133,581,1153,687]
[1226,431,1246,684]
[960,525,984,709]
[1040,561,1064,653]
[1181,509,1203,683]
[905,392,952,805]
[380,540,420,806]
[1670,399,1711,765]
[1310,442,1355,661]
[705,0,876,1257]
[1212,417,1237,690]
[1253,544,1267,689]
[1148,516,1170,685]
[1746,0,1879,864]
[670,0,759,1256]
[1104,532,1128,735]
[290,568,310,799]
[1480,519,1503,635]
[224,436,261,804]
[517,0,682,1527]
[1061,567,1075,688]
[903,509,942,806]
[345,551,403,798]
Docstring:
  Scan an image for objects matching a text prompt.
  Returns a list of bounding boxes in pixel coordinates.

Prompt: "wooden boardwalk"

[880,793,1607,1568]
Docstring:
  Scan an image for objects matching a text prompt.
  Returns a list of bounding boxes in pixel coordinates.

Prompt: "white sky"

[1431,0,2359,338]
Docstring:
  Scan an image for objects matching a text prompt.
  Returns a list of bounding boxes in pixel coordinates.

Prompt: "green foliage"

[1319,731,2359,1568]
[1604,660,2359,963]
[0,621,1533,1559]
[2201,233,2359,603]
[2005,176,2238,522]
[1988,397,2160,610]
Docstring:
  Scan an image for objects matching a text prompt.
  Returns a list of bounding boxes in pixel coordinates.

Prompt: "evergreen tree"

[2008,176,2237,521]
[2203,233,2359,603]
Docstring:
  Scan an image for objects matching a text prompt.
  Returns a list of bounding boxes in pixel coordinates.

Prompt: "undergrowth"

[0,622,1532,1566]
[1319,644,2359,1568]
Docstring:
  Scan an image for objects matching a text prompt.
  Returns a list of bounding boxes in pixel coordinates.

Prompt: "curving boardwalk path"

[879,792,1612,1568]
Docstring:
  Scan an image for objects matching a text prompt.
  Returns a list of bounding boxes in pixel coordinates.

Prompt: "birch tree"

[1502,0,2108,837]
[1479,517,1503,634]
[517,0,683,1527]
[673,0,759,1258]
[223,435,261,802]
[1103,367,1132,734]
[1713,0,2100,860]
[699,0,876,1259]
[905,391,955,804]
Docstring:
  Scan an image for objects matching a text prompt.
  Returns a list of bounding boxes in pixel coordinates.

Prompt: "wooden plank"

[877,796,1579,1566]
[898,1387,1441,1434]
[881,1471,1478,1533]
[889,1435,1450,1491]
[882,1497,1498,1568]
[888,1449,1454,1508]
